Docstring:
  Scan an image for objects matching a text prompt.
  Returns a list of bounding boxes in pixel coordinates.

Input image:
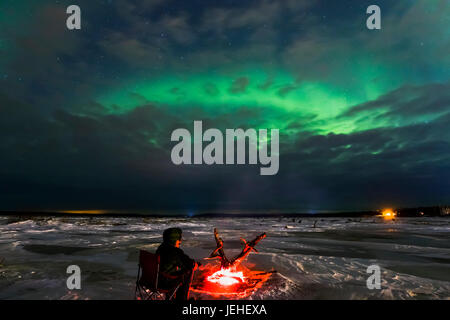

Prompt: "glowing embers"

[191,263,273,299]
[207,268,245,286]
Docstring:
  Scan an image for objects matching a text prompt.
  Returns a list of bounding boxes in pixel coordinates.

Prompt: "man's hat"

[163,227,183,245]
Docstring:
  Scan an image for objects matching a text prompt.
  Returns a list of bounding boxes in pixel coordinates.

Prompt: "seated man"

[156,227,199,300]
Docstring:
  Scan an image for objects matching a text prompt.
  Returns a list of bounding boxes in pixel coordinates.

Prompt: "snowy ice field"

[0,215,449,300]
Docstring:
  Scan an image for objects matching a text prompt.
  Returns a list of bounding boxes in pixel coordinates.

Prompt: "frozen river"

[0,215,449,299]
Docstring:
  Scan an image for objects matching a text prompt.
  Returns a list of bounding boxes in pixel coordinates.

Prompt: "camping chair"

[135,250,182,300]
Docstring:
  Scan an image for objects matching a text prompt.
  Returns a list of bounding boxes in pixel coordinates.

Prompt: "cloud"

[99,32,166,68]
[340,82,450,128]
[229,77,250,94]
[0,0,448,211]
[277,84,298,97]
[200,1,281,33]
[203,83,219,96]
[1,78,449,211]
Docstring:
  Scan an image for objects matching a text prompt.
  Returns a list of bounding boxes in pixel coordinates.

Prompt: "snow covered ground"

[0,215,449,300]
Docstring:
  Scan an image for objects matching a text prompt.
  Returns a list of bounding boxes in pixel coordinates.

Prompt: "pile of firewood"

[208,228,266,268]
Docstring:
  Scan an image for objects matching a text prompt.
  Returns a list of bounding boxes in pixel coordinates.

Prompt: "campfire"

[191,228,274,299]
[207,268,245,286]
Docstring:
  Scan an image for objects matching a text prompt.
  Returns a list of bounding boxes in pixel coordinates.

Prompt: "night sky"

[0,0,449,213]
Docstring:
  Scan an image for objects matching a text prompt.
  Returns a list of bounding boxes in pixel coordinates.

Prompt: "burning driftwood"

[190,229,271,298]
[208,228,266,268]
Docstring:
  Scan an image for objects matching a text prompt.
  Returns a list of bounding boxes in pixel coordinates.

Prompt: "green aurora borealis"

[97,66,417,135]
[0,0,449,212]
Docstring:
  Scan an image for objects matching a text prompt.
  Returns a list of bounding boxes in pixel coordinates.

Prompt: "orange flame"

[207,268,245,286]
[191,263,273,299]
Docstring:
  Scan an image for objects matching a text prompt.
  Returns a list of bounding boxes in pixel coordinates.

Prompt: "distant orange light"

[61,210,107,215]
[381,209,396,219]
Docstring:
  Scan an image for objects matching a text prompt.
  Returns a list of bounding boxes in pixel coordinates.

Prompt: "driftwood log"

[208,228,266,268]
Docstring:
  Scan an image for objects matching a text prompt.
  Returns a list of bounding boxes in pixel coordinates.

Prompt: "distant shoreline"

[0,206,448,218]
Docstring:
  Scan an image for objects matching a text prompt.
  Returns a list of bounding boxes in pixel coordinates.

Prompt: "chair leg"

[167,283,182,301]
[136,285,145,300]
[134,265,141,300]
[186,268,195,300]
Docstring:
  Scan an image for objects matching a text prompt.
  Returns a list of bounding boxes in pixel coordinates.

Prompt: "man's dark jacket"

[156,242,195,276]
